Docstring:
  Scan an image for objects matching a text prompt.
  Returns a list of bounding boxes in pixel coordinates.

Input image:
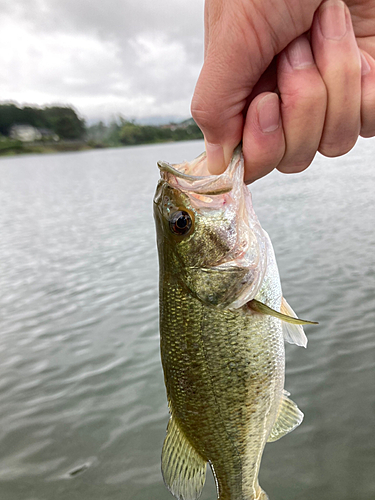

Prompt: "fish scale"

[160,262,284,500]
[154,147,310,500]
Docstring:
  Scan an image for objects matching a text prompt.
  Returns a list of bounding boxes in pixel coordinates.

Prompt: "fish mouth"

[157,152,208,181]
[154,145,268,309]
[157,145,243,196]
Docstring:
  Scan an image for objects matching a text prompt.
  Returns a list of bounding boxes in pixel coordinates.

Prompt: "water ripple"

[0,140,374,499]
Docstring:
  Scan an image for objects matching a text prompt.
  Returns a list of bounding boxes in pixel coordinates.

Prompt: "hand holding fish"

[191,0,375,183]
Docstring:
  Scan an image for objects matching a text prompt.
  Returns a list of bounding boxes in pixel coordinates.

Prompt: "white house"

[9,125,42,142]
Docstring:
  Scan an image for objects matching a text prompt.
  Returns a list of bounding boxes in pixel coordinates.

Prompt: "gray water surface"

[0,140,374,500]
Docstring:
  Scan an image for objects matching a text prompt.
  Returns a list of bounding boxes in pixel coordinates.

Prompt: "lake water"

[0,140,374,500]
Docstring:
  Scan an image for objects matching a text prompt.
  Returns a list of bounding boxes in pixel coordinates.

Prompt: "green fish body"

[154,148,308,500]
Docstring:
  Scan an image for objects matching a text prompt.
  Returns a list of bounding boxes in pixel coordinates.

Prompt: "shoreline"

[0,138,202,157]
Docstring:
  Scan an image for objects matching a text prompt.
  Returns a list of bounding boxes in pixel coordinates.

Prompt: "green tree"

[42,106,85,139]
[0,103,86,139]
[0,103,24,135]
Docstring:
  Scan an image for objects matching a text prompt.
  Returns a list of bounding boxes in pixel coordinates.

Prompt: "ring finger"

[311,0,361,157]
[276,35,327,173]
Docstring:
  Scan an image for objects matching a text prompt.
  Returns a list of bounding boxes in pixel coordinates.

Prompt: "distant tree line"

[119,120,203,145]
[0,102,203,154]
[0,103,85,139]
[87,118,203,147]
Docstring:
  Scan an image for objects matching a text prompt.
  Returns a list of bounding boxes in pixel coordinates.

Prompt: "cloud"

[0,0,204,120]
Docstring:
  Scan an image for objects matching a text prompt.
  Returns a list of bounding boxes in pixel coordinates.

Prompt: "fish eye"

[169,210,192,236]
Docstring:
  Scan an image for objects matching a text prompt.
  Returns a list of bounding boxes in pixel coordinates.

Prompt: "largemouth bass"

[153,147,316,500]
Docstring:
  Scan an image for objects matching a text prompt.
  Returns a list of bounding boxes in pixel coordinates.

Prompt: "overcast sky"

[0,0,205,122]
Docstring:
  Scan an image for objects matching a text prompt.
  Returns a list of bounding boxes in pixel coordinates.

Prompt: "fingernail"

[257,94,280,133]
[205,141,226,174]
[319,0,347,40]
[361,52,371,76]
[286,36,315,69]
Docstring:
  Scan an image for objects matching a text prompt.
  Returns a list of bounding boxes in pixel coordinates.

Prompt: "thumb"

[190,0,277,175]
[191,59,247,175]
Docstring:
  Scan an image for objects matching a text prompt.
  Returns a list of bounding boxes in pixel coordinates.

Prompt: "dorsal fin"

[161,414,207,500]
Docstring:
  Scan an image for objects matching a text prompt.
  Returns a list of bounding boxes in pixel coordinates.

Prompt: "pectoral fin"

[248,299,317,328]
[161,414,207,500]
[267,390,304,443]
[280,297,308,348]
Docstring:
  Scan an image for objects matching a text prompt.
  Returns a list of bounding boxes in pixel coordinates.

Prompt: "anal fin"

[161,414,207,500]
[267,390,304,443]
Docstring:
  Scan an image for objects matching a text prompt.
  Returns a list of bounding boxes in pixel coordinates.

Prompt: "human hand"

[191,0,375,183]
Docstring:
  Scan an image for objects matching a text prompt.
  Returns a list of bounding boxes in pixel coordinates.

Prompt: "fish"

[153,146,317,500]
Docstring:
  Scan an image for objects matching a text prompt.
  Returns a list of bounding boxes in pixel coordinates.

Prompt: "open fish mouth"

[155,145,269,309]
[157,146,243,196]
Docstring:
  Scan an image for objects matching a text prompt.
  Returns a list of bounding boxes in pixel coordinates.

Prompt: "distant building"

[160,118,196,131]
[9,124,42,142]
[9,125,59,142]
[38,128,59,141]
[160,124,178,131]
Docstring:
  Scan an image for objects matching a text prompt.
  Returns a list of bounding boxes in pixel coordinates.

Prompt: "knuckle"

[360,93,375,138]
[360,125,375,139]
[277,155,314,174]
[319,136,358,157]
[191,93,219,131]
[311,79,327,104]
[319,54,361,82]
[190,101,210,130]
[243,140,285,171]
[337,59,361,83]
[281,78,326,112]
